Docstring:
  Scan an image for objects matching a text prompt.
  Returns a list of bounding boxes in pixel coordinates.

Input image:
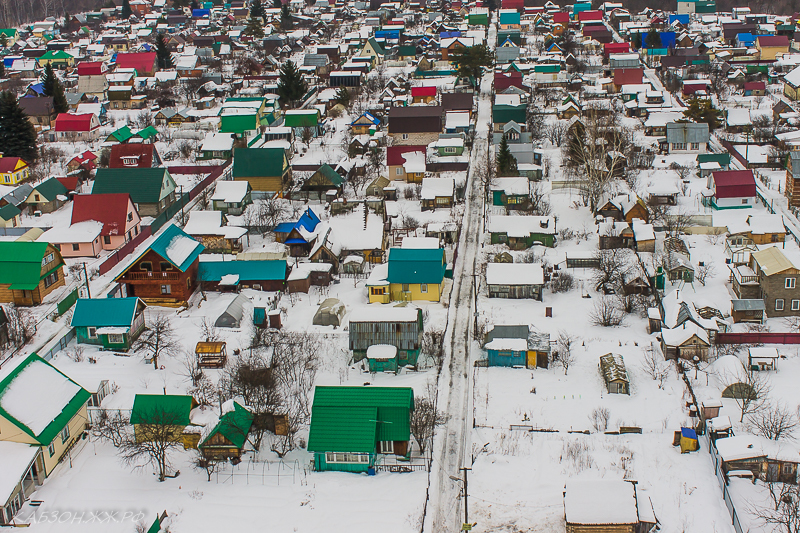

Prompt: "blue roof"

[681,427,697,439]
[387,248,445,284]
[273,208,321,243]
[297,208,321,232]
[28,83,44,95]
[198,260,287,282]
[71,297,143,328]
[274,222,295,233]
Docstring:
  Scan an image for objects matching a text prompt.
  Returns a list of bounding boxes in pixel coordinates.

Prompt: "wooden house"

[596,193,649,223]
[385,248,446,303]
[301,164,345,201]
[130,394,198,447]
[0,242,65,306]
[411,86,437,104]
[287,263,333,293]
[349,305,423,367]
[307,386,414,472]
[787,152,800,208]
[108,143,161,169]
[0,354,90,476]
[387,146,427,182]
[211,181,252,215]
[727,214,786,245]
[273,208,322,257]
[0,204,21,228]
[92,168,177,217]
[0,156,31,186]
[198,402,254,460]
[714,435,800,484]
[183,211,247,253]
[486,263,545,300]
[388,106,443,146]
[731,299,766,324]
[420,177,454,211]
[599,353,630,394]
[350,111,381,135]
[71,297,147,351]
[232,148,291,193]
[660,322,710,361]
[564,479,657,533]
[114,224,204,306]
[25,177,68,214]
[705,170,757,210]
[488,215,556,248]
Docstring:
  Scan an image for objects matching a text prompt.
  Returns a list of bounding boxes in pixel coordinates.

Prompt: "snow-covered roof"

[201,132,236,152]
[39,220,104,244]
[211,181,250,203]
[183,211,247,239]
[349,304,418,323]
[445,111,470,129]
[402,237,440,249]
[488,215,556,237]
[420,177,454,200]
[367,344,398,359]
[165,233,203,266]
[485,338,528,351]
[486,263,544,286]
[564,479,639,525]
[402,151,426,173]
[661,322,709,347]
[0,442,40,502]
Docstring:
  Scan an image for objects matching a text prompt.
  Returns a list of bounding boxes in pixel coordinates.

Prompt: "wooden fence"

[715,332,800,345]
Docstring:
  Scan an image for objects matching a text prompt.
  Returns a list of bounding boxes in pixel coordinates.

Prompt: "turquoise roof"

[70,297,143,328]
[148,224,204,271]
[198,260,287,282]
[387,248,445,284]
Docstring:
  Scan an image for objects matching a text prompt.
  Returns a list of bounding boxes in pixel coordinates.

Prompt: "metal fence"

[39,327,76,361]
[214,458,308,486]
[703,432,745,533]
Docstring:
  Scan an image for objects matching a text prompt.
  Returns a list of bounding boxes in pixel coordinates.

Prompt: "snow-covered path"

[424,22,496,533]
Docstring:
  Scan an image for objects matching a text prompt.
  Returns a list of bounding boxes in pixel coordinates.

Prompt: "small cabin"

[196,341,227,368]
[748,347,779,371]
[599,353,629,395]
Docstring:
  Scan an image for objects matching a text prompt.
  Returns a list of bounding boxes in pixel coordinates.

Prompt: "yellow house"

[371,247,446,303]
[0,353,91,476]
[756,35,790,61]
[36,50,76,70]
[359,37,385,65]
[0,156,30,185]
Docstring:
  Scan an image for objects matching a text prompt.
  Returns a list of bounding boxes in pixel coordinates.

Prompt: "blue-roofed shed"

[198,260,287,291]
[71,297,147,350]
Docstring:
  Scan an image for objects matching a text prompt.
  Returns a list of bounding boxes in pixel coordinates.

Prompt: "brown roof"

[388,106,442,134]
[441,92,474,112]
[18,97,55,117]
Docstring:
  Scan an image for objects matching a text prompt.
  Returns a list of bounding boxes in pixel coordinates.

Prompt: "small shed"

[749,347,779,371]
[485,337,528,367]
[196,341,227,368]
[366,344,398,373]
[215,294,249,328]
[599,353,629,394]
[313,298,346,327]
[701,398,723,420]
[707,415,732,442]
[679,427,699,453]
[341,255,365,275]
[731,299,765,324]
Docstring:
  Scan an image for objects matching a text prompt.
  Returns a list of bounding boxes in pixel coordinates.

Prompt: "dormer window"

[122,156,138,166]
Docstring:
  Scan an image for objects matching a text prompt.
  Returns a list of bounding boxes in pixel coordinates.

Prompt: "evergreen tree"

[280,5,293,30]
[42,63,68,114]
[631,32,642,50]
[484,0,496,12]
[155,32,173,69]
[243,16,265,39]
[682,98,723,130]
[277,60,307,106]
[0,61,4,79]
[250,0,267,23]
[0,32,7,48]
[334,86,350,108]
[645,29,661,49]
[42,62,57,97]
[0,92,39,163]
[496,134,518,176]
[121,0,133,18]
[450,44,494,87]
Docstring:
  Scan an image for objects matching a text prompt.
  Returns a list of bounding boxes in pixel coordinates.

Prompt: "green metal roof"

[0,203,20,221]
[33,177,68,201]
[39,50,73,60]
[149,224,203,271]
[220,113,259,135]
[284,110,319,128]
[312,164,344,186]
[366,37,386,56]
[312,386,414,409]
[92,168,174,204]
[108,126,134,143]
[70,297,143,328]
[232,148,288,179]
[398,45,417,56]
[130,394,194,425]
[0,242,63,290]
[136,126,158,140]
[492,104,527,125]
[200,402,253,449]
[307,406,378,453]
[697,152,731,165]
[0,353,90,445]
[387,248,446,284]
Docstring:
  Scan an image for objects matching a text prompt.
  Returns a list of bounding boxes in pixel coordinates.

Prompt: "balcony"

[123,271,182,281]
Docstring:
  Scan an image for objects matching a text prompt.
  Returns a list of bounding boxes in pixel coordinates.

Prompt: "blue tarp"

[669,14,689,25]
[192,8,211,18]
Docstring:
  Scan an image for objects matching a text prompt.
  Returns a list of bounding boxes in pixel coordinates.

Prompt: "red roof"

[56,176,79,192]
[54,113,97,132]
[757,35,789,48]
[553,12,569,23]
[115,52,157,74]
[69,150,97,165]
[744,81,766,91]
[495,70,524,92]
[613,67,643,86]
[603,42,630,57]
[501,0,524,9]
[712,170,756,199]
[578,9,602,21]
[109,143,157,169]
[411,86,437,97]
[387,145,427,166]
[683,80,710,95]
[77,61,106,76]
[0,157,26,173]
[71,193,138,236]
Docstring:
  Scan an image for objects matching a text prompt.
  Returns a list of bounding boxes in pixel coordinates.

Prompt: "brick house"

[387,106,442,146]
[750,247,800,317]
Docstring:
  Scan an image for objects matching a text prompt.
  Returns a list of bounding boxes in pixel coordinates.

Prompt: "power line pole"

[82,262,91,298]
[460,466,471,529]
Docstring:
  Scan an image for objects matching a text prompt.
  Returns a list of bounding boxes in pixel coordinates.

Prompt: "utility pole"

[82,262,91,298]
[460,466,471,528]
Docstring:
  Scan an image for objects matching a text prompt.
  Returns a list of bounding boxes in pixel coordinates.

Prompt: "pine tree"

[250,0,267,23]
[277,60,307,106]
[334,86,350,108]
[156,32,173,69]
[280,5,293,30]
[42,62,57,97]
[121,0,133,18]
[0,61,4,79]
[42,63,68,114]
[645,29,662,49]
[0,92,39,163]
[272,0,282,8]
[243,16,264,39]
[496,134,518,176]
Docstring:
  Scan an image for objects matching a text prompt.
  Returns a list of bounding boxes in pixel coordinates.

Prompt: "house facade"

[348,305,424,367]
[71,297,147,351]
[0,242,65,306]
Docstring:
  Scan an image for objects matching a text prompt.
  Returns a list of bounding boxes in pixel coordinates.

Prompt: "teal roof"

[312,164,344,186]
[499,11,521,24]
[492,104,527,125]
[39,50,73,61]
[136,126,158,140]
[197,260,287,282]
[697,152,731,165]
[92,168,174,204]
[33,177,68,201]
[200,402,253,449]
[147,224,204,272]
[387,248,445,284]
[307,406,378,453]
[0,203,20,221]
[130,394,195,425]
[108,126,134,142]
[366,37,386,56]
[70,297,143,328]
[0,353,90,445]
[233,148,287,179]
[312,386,414,408]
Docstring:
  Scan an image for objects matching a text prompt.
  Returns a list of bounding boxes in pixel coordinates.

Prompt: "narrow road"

[423,22,496,533]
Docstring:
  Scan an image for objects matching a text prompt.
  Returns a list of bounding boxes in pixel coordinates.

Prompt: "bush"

[550,272,574,293]
[589,297,624,327]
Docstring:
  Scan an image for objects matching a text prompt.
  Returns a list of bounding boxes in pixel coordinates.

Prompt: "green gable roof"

[312,386,414,408]
[130,394,194,425]
[697,152,731,165]
[307,406,378,453]
[200,402,254,449]
[39,50,73,61]
[492,104,527,125]
[0,242,62,290]
[398,45,417,56]
[0,353,90,445]
[108,126,134,143]
[366,37,386,56]
[0,203,20,221]
[92,168,174,204]
[312,164,344,186]
[233,148,287,178]
[220,113,259,135]
[284,110,320,128]
[70,297,143,328]
[387,248,446,284]
[136,126,158,140]
[33,177,68,201]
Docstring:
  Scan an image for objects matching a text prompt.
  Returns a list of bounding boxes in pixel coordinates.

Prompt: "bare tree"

[543,121,568,145]
[91,409,129,447]
[550,272,574,293]
[720,359,772,422]
[695,261,716,286]
[556,330,576,375]
[422,327,446,371]
[6,306,36,347]
[747,402,798,441]
[590,407,611,432]
[590,297,624,327]
[193,452,222,482]
[640,348,670,389]
[593,248,627,292]
[134,314,181,370]
[119,407,186,481]
[662,210,693,238]
[257,197,289,234]
[200,317,221,342]
[750,484,800,533]
[670,162,695,183]
[410,382,447,454]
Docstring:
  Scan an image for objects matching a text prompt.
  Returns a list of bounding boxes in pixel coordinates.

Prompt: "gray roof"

[215,294,249,328]
[485,324,529,343]
[304,54,329,67]
[732,299,766,311]
[666,122,710,144]
[3,183,34,207]
[790,152,800,177]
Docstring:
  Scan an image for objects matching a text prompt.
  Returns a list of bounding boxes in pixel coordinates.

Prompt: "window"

[160,284,172,295]
[420,283,428,293]
[41,253,54,266]
[160,262,172,271]
[401,133,409,140]
[325,452,370,464]
[72,243,80,251]
[793,300,800,311]
[102,234,111,245]
[444,146,457,154]
[370,287,385,295]
[396,167,403,175]
[127,212,133,222]
[776,299,785,311]
[691,143,700,150]
[48,443,55,457]
[88,327,97,338]
[402,284,410,292]
[107,333,124,344]
[140,261,152,272]
[34,194,40,202]
[60,425,69,444]
[672,143,686,151]
[786,278,796,289]
[742,199,748,204]
[783,464,794,475]
[379,441,394,454]
[43,271,58,288]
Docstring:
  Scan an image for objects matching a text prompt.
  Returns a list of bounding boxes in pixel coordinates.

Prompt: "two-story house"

[747,247,800,317]
[388,106,443,146]
[0,242,65,306]
[664,122,709,154]
[92,168,177,217]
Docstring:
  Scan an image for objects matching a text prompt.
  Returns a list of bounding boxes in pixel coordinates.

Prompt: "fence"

[214,458,308,486]
[716,332,800,345]
[703,432,745,533]
[38,327,76,361]
[87,407,131,426]
[56,288,79,316]
[97,227,153,276]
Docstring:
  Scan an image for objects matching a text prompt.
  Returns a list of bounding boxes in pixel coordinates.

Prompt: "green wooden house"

[492,104,527,131]
[105,125,134,144]
[488,215,557,248]
[490,177,531,209]
[307,386,414,472]
[198,401,254,459]
[232,147,291,193]
[284,109,322,137]
[70,297,147,351]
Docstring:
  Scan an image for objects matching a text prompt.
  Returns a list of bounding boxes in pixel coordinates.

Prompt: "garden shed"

[195,341,227,368]
[215,294,249,328]
[313,298,346,327]
[599,353,629,394]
